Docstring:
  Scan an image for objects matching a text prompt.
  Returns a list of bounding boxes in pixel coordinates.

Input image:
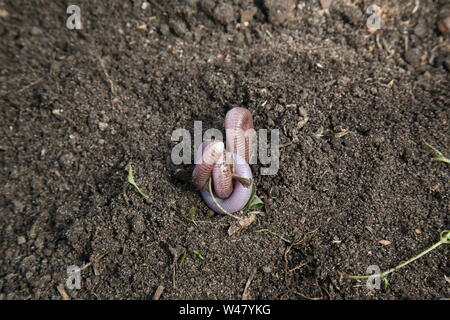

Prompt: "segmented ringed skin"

[224,107,254,164]
[200,153,253,214]
[211,157,233,199]
[192,140,227,192]
[192,139,234,198]
[192,107,255,214]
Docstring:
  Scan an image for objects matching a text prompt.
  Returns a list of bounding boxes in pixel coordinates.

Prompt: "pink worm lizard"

[192,107,254,214]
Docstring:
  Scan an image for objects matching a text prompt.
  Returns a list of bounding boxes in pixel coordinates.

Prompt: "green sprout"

[193,250,205,260]
[254,229,292,244]
[173,206,198,228]
[383,277,390,290]
[243,184,264,214]
[127,164,153,204]
[178,249,188,265]
[424,142,450,164]
[349,230,450,283]
[188,206,198,226]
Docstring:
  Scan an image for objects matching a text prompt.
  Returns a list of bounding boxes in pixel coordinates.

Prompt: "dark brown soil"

[0,0,449,300]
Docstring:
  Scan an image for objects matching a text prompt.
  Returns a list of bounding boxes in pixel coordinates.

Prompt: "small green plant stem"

[349,230,450,280]
[208,178,242,220]
[193,250,205,260]
[254,229,292,244]
[178,250,188,265]
[424,142,450,164]
[127,164,153,204]
[173,215,189,228]
[434,156,450,164]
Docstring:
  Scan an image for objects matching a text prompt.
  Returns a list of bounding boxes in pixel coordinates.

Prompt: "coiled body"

[192,108,254,214]
[201,154,253,213]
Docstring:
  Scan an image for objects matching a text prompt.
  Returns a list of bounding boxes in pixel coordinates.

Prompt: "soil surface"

[1,0,449,300]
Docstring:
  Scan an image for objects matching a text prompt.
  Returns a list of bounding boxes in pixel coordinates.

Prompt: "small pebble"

[414,23,427,37]
[240,7,257,24]
[275,104,285,113]
[17,236,26,245]
[298,106,308,118]
[213,3,235,25]
[59,153,76,168]
[132,215,145,234]
[263,0,296,26]
[98,122,108,131]
[168,19,189,38]
[12,200,25,214]
[262,266,272,273]
[438,16,450,35]
[31,26,43,35]
[0,9,9,18]
[404,48,421,67]
[159,24,170,36]
[269,186,280,197]
[319,0,334,9]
